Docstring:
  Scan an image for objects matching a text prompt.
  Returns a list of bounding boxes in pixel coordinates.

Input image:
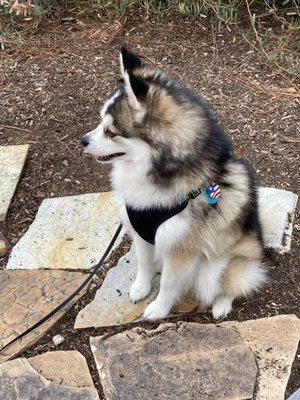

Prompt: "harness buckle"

[189,189,202,199]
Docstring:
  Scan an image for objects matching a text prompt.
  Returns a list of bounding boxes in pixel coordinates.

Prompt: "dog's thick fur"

[82,47,267,320]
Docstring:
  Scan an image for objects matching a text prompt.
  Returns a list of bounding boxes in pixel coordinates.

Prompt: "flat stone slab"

[75,249,203,329]
[91,315,299,400]
[224,314,300,400]
[6,192,121,270]
[288,389,300,400]
[0,270,88,364]
[258,187,298,253]
[91,321,258,400]
[28,351,95,388]
[0,351,99,399]
[0,144,29,222]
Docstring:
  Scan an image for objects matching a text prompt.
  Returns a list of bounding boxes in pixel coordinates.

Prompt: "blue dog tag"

[203,184,221,205]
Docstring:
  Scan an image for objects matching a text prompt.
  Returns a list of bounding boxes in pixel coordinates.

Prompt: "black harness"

[126,189,203,245]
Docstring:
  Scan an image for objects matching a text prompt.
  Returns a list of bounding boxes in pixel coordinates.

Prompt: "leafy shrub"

[0,1,299,76]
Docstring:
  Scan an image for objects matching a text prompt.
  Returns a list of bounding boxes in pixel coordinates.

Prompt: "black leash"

[0,223,123,354]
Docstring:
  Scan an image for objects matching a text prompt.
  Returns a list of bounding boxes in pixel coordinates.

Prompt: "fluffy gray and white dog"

[81,47,267,320]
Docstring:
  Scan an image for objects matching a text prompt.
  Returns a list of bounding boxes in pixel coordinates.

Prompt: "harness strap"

[126,187,203,245]
[188,188,202,200]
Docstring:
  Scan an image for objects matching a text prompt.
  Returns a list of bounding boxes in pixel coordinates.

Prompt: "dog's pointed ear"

[123,71,149,111]
[128,73,149,100]
[120,46,142,75]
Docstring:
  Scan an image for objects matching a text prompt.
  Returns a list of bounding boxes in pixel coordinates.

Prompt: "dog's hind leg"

[129,233,156,303]
[143,251,197,321]
[212,235,267,319]
[195,257,228,309]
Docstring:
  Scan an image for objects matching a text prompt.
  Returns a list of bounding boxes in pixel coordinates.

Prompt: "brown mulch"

[0,14,299,399]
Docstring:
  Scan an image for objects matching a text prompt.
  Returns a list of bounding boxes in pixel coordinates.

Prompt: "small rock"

[52,334,65,346]
[0,232,10,258]
[0,240,6,257]
[62,160,69,167]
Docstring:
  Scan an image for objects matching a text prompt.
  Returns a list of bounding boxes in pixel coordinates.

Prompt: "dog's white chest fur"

[112,159,188,209]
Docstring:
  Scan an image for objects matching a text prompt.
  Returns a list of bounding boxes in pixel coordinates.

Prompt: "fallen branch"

[280,137,300,144]
[0,124,31,133]
[235,76,300,99]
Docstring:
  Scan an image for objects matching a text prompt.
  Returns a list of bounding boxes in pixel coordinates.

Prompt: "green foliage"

[1,1,299,25]
[1,1,299,76]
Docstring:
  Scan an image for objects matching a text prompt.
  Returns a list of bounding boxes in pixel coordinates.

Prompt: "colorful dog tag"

[203,184,221,205]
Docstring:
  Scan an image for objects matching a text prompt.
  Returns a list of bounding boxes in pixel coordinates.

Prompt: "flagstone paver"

[6,192,121,270]
[90,315,299,400]
[0,351,99,399]
[224,314,300,400]
[90,321,258,400]
[0,270,88,364]
[0,144,29,222]
[288,389,300,400]
[28,351,95,388]
[75,249,203,329]
[259,187,298,253]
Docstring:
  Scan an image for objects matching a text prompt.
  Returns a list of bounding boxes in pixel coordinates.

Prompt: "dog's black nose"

[81,136,89,147]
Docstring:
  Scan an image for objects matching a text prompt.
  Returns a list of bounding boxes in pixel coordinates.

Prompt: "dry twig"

[280,137,300,144]
[235,76,300,99]
[0,124,31,133]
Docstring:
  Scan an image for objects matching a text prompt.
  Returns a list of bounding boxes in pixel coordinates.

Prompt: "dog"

[81,47,267,320]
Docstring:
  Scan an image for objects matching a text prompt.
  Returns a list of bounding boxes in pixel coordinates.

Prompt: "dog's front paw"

[129,280,152,303]
[143,300,170,321]
[212,296,233,320]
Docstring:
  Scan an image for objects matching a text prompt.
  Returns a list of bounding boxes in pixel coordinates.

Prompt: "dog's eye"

[105,129,117,139]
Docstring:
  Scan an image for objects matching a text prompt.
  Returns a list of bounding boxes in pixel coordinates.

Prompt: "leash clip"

[189,189,202,199]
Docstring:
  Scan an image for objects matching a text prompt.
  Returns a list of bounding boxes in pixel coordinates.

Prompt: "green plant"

[244,0,299,77]
[0,1,299,76]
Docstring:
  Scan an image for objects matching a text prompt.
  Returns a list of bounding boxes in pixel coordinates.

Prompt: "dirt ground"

[0,13,299,399]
